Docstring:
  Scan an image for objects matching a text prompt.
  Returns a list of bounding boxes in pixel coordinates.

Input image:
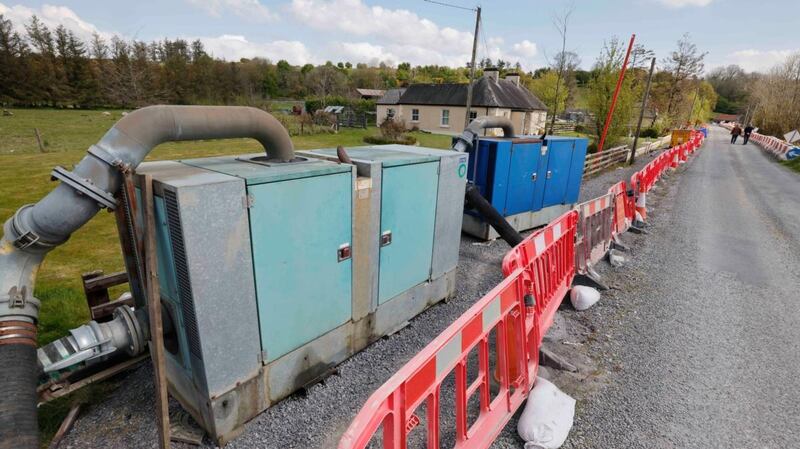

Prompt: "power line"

[423,0,478,12]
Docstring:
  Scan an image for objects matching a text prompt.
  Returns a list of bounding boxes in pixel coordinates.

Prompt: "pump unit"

[132,145,466,444]
[462,135,588,240]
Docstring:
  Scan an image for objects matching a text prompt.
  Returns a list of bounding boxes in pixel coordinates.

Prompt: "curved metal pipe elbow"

[0,105,295,448]
[1,105,294,322]
[452,115,516,153]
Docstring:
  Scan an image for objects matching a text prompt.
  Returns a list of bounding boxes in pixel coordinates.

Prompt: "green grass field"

[0,108,452,445]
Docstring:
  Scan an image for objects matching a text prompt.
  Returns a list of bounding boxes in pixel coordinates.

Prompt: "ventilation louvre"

[163,189,203,361]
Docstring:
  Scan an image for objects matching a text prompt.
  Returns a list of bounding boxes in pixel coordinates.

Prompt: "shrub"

[639,127,660,138]
[379,118,408,140]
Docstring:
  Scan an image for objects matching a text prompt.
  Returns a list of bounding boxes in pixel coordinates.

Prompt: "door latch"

[546,170,553,179]
[531,173,538,182]
[380,230,392,247]
[337,243,352,262]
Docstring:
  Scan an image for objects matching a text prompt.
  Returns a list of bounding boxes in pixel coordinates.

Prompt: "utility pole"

[423,1,481,129]
[464,6,481,128]
[685,84,700,127]
[630,57,656,165]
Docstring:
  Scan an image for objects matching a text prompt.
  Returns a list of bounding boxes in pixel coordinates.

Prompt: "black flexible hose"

[0,343,39,449]
[464,184,524,247]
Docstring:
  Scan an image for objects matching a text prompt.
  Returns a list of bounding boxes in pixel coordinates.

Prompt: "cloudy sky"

[1,0,797,73]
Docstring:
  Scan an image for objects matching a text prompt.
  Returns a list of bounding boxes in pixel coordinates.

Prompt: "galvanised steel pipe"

[0,105,295,449]
[452,115,516,153]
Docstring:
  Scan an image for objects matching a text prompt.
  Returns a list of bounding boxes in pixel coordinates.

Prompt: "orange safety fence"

[339,130,706,449]
[501,211,578,343]
[338,211,579,449]
[337,267,532,449]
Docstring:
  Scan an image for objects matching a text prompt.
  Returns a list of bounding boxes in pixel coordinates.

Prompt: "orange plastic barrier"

[339,212,578,449]
[337,268,532,449]
[574,194,614,276]
[502,211,578,341]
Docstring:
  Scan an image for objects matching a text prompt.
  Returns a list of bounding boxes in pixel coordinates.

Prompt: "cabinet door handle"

[531,173,538,182]
[338,243,352,262]
[380,230,392,247]
[546,170,553,179]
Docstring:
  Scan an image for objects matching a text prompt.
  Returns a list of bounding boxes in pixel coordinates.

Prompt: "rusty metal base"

[166,268,457,446]
[462,204,574,241]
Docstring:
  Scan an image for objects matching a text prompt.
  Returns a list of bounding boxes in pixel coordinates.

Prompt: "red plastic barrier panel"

[502,210,578,342]
[574,193,614,276]
[338,267,533,449]
[608,181,631,236]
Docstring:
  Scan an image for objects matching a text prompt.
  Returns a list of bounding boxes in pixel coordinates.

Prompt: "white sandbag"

[517,377,576,449]
[570,285,600,311]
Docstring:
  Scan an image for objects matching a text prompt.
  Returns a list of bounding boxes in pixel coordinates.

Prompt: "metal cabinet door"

[542,141,573,207]
[248,172,353,361]
[504,142,539,215]
[378,161,439,304]
[532,144,550,210]
[564,140,587,204]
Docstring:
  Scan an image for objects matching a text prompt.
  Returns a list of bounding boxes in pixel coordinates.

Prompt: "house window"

[411,108,420,122]
[386,108,395,119]
[469,111,478,121]
[441,109,450,126]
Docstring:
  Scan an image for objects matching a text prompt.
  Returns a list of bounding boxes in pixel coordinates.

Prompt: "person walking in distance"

[730,123,742,144]
[743,124,754,144]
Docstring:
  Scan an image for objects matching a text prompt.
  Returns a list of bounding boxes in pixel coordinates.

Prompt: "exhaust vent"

[163,189,203,361]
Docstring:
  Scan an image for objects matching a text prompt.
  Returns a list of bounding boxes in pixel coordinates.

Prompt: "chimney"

[484,67,499,81]
[505,72,521,86]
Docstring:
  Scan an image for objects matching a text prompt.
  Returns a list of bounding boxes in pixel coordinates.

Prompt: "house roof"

[377,88,406,105]
[396,76,547,111]
[356,88,386,98]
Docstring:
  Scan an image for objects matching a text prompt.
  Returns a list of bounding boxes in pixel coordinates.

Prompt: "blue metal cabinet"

[248,172,353,361]
[466,138,544,215]
[541,136,588,206]
[378,161,439,304]
[505,140,540,215]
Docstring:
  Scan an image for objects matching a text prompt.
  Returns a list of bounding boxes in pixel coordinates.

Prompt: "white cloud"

[200,34,313,64]
[185,0,276,22]
[728,49,797,72]
[290,0,473,54]
[511,40,538,59]
[0,2,113,40]
[290,0,539,69]
[657,0,713,7]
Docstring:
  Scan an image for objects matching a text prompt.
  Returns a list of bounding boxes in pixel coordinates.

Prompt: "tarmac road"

[563,125,800,448]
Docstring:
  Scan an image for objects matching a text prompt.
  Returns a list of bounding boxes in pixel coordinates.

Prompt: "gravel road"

[59,139,708,449]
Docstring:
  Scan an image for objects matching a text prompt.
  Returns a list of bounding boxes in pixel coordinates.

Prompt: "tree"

[528,71,568,122]
[586,37,639,148]
[545,6,574,132]
[0,14,30,103]
[751,52,800,135]
[706,65,755,114]
[661,33,707,125]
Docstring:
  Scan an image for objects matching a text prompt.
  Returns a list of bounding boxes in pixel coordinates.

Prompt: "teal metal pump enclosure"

[135,144,466,444]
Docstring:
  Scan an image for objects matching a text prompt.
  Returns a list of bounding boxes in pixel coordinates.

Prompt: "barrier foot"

[611,235,630,252]
[629,223,649,234]
[539,345,578,373]
[574,268,609,291]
